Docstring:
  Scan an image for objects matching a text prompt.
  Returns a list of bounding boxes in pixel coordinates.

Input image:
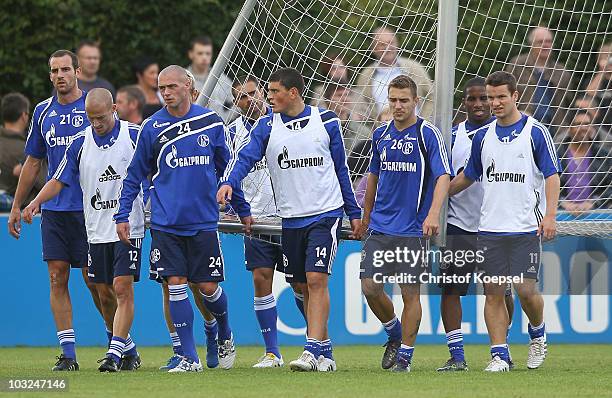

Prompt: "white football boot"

[289,351,318,372]
[484,356,510,372]
[253,353,284,368]
[527,336,547,369]
[317,355,337,372]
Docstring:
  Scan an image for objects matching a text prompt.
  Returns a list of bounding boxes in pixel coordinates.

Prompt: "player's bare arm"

[356,173,378,240]
[539,173,560,241]
[449,171,474,196]
[217,184,233,206]
[423,174,450,237]
[8,156,43,238]
[22,179,65,224]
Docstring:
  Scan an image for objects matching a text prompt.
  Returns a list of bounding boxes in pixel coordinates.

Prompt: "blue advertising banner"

[1,217,610,346]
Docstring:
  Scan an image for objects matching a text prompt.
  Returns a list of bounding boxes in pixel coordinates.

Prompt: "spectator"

[351,105,395,207]
[75,40,116,98]
[555,93,611,153]
[574,92,599,122]
[116,85,145,124]
[505,26,572,133]
[322,82,371,151]
[0,93,46,210]
[585,42,612,97]
[186,35,234,122]
[310,50,351,107]
[376,104,393,125]
[553,94,590,148]
[346,139,371,207]
[133,57,163,119]
[587,44,612,131]
[558,110,612,214]
[356,27,434,121]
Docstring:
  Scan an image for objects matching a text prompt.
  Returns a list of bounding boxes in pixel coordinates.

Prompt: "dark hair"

[49,49,79,70]
[190,35,213,50]
[132,57,157,78]
[1,92,30,123]
[485,71,517,94]
[563,108,592,126]
[117,85,145,114]
[574,91,593,103]
[387,75,417,98]
[318,50,344,77]
[232,75,259,98]
[269,67,305,96]
[76,40,99,53]
[232,75,259,89]
[574,109,592,121]
[463,77,486,97]
[323,80,349,101]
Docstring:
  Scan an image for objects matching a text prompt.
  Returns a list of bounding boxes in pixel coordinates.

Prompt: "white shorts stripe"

[327,218,340,274]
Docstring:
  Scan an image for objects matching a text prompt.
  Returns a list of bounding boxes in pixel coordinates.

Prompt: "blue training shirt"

[25,93,89,211]
[222,106,361,229]
[115,104,250,235]
[368,118,452,237]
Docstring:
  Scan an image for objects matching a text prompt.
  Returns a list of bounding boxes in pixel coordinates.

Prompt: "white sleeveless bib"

[232,116,277,217]
[80,120,144,243]
[447,121,484,232]
[265,106,344,218]
[478,117,546,233]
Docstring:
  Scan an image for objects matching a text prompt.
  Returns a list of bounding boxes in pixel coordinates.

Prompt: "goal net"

[200,0,611,239]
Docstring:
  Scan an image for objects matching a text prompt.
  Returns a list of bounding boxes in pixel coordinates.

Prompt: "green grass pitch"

[0,345,610,398]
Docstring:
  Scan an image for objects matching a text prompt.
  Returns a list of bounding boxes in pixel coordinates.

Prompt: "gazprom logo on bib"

[90,188,118,211]
[45,124,76,147]
[486,159,525,183]
[277,146,324,170]
[165,144,210,169]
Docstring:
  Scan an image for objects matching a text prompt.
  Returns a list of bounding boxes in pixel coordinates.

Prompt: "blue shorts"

[359,230,430,282]
[150,229,224,283]
[41,210,88,268]
[477,234,541,281]
[143,230,163,283]
[148,259,163,283]
[439,224,478,295]
[88,239,143,285]
[281,217,341,284]
[244,235,284,271]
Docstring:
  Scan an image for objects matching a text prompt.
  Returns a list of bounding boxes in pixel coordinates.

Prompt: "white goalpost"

[197,0,612,240]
